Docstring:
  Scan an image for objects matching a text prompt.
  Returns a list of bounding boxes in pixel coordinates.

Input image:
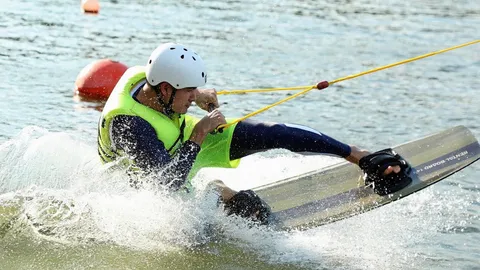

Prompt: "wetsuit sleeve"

[111,115,200,189]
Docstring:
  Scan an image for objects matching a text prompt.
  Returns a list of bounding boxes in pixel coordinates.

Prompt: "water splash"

[0,127,222,250]
[0,126,477,269]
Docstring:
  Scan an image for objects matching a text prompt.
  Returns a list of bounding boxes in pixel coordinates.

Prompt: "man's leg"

[230,119,352,160]
[230,119,401,173]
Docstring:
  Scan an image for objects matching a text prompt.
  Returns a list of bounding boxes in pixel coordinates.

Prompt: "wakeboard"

[254,125,480,231]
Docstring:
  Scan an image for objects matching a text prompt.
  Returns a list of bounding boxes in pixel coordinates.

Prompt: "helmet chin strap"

[153,84,177,118]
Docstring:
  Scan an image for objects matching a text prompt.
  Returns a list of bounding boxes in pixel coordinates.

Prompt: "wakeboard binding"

[359,148,412,195]
[223,189,272,225]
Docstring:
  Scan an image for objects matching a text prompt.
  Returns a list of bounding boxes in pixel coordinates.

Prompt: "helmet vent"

[201,72,204,78]
[170,47,175,50]
[177,84,179,87]
[181,55,184,59]
[183,48,188,51]
[148,59,152,64]
[192,56,196,61]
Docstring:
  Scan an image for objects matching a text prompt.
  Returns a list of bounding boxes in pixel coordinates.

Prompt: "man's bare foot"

[209,180,237,203]
[383,165,401,175]
[346,145,401,175]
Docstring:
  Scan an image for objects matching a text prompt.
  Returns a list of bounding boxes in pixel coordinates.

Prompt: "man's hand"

[195,88,219,111]
[189,109,227,145]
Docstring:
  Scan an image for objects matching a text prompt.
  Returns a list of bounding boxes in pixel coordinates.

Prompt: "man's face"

[170,86,197,114]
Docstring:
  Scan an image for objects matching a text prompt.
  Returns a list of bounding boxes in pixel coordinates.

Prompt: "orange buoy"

[81,0,100,14]
[74,59,128,100]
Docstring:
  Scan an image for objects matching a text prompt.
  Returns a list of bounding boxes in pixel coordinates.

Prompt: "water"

[1,0,479,269]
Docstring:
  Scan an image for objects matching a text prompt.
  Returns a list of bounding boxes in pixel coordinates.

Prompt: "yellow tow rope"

[216,40,479,131]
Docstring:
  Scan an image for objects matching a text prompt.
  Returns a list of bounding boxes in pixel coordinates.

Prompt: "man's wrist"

[195,89,206,102]
[189,130,207,145]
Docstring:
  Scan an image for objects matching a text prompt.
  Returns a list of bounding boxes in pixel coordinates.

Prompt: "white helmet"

[145,43,207,89]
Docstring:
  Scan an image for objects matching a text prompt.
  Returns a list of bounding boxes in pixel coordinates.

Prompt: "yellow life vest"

[97,66,240,185]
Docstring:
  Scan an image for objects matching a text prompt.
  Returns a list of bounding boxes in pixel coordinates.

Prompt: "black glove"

[359,148,412,195]
[223,190,271,225]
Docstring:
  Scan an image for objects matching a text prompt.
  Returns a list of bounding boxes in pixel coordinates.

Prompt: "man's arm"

[111,115,200,189]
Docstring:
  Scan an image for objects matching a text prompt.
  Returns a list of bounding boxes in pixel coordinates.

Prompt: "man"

[97,43,411,224]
